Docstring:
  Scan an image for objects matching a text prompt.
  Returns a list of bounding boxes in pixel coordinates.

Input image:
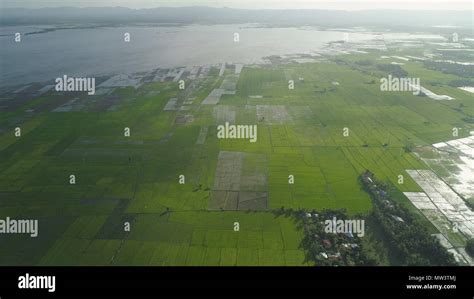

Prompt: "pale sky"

[1,0,472,11]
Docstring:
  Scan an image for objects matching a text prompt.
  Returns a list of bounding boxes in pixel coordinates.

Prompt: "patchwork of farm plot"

[1,50,473,265]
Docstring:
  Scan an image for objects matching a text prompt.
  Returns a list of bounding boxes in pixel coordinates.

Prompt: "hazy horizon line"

[1,5,472,12]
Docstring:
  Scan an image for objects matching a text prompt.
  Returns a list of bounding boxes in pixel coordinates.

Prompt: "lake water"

[0,24,380,87]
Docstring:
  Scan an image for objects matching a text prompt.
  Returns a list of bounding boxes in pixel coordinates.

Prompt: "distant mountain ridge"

[0,6,471,29]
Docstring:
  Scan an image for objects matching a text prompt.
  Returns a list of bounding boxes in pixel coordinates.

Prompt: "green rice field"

[1,48,473,265]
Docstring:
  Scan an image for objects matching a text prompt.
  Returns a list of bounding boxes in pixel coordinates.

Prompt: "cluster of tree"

[423,61,474,78]
[293,208,375,266]
[462,117,474,124]
[438,51,474,64]
[360,170,457,266]
[466,239,474,257]
[448,79,474,87]
[376,64,408,78]
[466,201,474,210]
[355,60,374,66]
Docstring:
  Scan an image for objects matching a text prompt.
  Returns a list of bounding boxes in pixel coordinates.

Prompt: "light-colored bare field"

[256,105,292,124]
[213,106,236,124]
[164,98,179,111]
[209,151,268,211]
[196,126,208,145]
